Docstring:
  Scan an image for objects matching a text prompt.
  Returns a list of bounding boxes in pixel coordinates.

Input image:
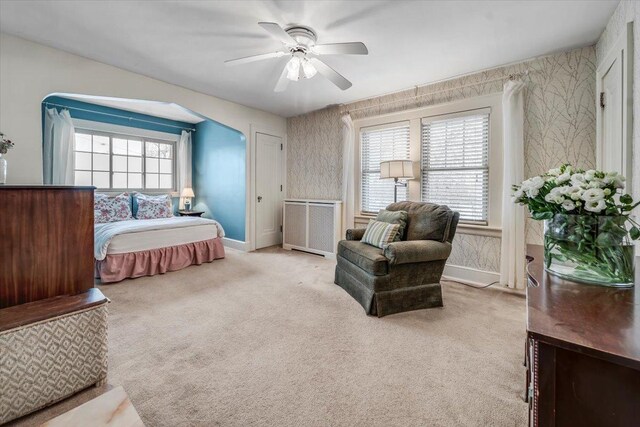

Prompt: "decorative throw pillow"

[135,197,174,219]
[376,209,408,241]
[94,193,133,223]
[361,220,400,249]
[132,193,172,217]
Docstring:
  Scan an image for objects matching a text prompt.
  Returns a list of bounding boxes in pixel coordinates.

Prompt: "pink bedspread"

[95,238,225,283]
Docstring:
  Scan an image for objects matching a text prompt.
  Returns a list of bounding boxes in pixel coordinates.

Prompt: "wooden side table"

[178,210,204,217]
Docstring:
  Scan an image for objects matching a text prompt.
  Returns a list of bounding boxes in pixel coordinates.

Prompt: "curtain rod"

[341,70,530,115]
[43,102,196,132]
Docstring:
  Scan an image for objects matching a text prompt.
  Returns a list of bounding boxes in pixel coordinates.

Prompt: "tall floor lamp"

[380,160,415,202]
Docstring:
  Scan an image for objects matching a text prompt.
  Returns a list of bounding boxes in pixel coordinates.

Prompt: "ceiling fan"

[224,22,368,92]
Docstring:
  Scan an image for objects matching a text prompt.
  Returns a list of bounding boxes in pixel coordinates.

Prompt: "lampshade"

[286,57,301,81]
[380,160,415,179]
[181,187,195,198]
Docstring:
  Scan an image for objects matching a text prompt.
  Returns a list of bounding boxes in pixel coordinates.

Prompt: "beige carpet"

[12,247,527,426]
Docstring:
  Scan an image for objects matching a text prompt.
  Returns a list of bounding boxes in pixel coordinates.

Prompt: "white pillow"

[135,197,174,220]
[94,193,133,223]
[132,193,172,217]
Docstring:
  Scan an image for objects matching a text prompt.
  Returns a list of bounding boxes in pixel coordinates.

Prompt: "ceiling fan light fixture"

[302,58,317,79]
[286,56,301,81]
[225,22,368,92]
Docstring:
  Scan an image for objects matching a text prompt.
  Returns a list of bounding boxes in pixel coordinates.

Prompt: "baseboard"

[222,237,249,251]
[442,264,501,287]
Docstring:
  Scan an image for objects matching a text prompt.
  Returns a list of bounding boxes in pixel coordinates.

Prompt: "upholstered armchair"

[334,202,459,317]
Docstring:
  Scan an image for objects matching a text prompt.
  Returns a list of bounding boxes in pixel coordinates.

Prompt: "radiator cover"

[283,199,342,258]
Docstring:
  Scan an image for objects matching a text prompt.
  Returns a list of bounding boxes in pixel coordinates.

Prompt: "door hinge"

[280,225,283,232]
[280,185,283,191]
[600,92,605,109]
[280,143,283,150]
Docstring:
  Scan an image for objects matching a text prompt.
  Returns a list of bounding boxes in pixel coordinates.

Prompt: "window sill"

[457,223,502,238]
[355,213,502,238]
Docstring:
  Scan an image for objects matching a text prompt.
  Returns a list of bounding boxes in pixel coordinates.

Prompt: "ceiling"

[0,1,618,118]
[53,94,205,124]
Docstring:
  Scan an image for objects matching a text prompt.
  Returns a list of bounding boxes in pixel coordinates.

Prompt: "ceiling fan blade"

[258,22,297,46]
[274,65,290,92]
[312,42,368,55]
[309,58,352,90]
[224,51,285,66]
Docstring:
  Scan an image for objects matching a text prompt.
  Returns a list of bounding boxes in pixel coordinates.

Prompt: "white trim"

[455,224,501,238]
[442,264,500,287]
[71,118,180,142]
[420,107,492,124]
[285,198,342,203]
[596,21,634,196]
[222,237,249,251]
[249,124,286,252]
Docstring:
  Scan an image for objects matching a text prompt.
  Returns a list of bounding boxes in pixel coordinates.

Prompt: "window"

[421,111,489,223]
[73,130,175,190]
[360,124,410,213]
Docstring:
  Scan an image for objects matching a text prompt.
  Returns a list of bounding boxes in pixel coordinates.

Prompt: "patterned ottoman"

[0,290,108,424]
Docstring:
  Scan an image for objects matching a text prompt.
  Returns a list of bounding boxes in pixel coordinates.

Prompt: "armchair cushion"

[386,202,455,242]
[338,240,388,276]
[383,240,452,265]
[346,228,365,241]
[375,209,408,241]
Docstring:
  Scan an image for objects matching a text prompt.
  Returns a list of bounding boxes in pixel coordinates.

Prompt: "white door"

[255,132,283,249]
[596,22,633,188]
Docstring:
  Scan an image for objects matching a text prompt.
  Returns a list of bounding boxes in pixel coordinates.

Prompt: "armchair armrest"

[346,228,366,241]
[383,240,452,265]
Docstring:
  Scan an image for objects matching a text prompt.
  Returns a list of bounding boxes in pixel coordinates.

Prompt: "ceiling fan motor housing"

[285,25,317,49]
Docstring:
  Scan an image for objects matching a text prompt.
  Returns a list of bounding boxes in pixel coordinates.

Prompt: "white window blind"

[421,112,489,223]
[361,124,410,213]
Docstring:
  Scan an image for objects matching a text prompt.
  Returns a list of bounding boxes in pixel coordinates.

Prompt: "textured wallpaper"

[287,46,597,273]
[287,107,343,200]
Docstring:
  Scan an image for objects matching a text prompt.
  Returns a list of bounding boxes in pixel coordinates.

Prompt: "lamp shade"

[180,187,195,198]
[380,160,414,179]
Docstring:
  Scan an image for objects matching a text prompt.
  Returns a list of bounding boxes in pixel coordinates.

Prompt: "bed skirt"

[95,237,225,283]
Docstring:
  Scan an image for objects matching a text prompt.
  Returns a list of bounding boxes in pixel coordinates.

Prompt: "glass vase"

[543,214,635,287]
[0,154,6,184]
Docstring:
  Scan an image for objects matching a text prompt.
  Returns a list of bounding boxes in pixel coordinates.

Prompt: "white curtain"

[341,114,355,236]
[500,80,527,289]
[176,130,192,209]
[43,108,75,185]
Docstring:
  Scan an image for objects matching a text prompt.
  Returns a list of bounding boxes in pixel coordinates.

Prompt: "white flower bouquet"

[513,164,639,286]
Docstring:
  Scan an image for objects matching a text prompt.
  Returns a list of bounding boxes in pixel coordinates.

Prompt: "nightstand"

[178,210,204,217]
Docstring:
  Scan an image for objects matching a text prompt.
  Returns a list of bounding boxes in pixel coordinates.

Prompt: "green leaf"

[620,194,633,205]
[630,226,640,240]
[532,211,554,220]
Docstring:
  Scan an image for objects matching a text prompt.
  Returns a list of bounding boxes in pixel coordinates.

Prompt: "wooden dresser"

[0,185,110,424]
[525,244,640,427]
[0,185,95,308]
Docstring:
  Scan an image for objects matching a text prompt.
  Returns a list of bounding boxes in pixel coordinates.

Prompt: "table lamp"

[181,187,195,211]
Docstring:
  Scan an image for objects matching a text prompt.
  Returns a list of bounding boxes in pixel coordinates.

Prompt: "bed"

[94,216,225,283]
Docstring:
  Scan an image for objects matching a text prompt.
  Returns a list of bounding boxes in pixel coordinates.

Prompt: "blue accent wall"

[193,120,246,241]
[41,95,246,241]
[42,96,196,134]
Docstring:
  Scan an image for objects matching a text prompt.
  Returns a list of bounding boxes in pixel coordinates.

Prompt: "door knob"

[257,196,262,202]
